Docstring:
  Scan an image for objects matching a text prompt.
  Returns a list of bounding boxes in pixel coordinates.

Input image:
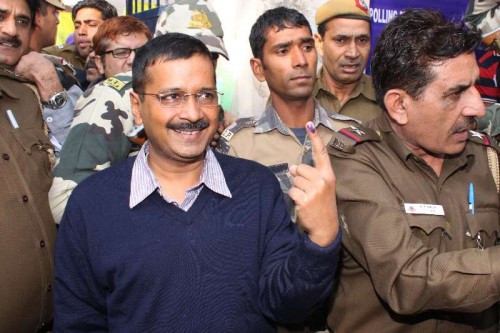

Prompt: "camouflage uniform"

[49,72,135,223]
[154,0,229,59]
[217,101,358,222]
[465,0,499,38]
[314,68,382,123]
[477,102,500,138]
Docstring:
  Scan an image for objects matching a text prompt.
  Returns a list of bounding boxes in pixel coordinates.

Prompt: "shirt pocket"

[406,214,448,246]
[10,126,52,176]
[465,208,499,248]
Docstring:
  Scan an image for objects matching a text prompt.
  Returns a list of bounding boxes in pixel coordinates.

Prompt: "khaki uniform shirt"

[0,69,56,332]
[327,114,500,333]
[314,67,382,123]
[42,44,85,70]
[217,100,358,221]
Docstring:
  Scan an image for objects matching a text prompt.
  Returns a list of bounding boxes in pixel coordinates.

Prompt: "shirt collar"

[254,99,334,134]
[314,67,376,102]
[129,142,231,209]
[376,114,473,172]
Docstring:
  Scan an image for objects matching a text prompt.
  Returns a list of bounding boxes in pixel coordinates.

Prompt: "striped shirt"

[129,142,231,211]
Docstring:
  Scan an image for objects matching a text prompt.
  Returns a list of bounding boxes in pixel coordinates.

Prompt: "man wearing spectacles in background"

[54,32,341,331]
[49,15,151,223]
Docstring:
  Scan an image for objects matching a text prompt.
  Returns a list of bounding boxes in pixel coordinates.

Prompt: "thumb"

[306,121,331,175]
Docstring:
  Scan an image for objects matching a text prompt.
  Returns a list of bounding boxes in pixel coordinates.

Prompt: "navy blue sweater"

[54,153,340,332]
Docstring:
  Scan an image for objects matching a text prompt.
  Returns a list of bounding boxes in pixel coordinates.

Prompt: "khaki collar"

[314,66,376,102]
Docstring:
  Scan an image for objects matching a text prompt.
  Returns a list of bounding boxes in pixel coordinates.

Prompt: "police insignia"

[221,129,234,141]
[355,0,369,13]
[103,77,126,91]
[189,10,212,29]
[339,127,364,142]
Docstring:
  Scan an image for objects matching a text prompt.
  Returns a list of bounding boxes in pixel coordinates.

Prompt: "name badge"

[404,203,445,216]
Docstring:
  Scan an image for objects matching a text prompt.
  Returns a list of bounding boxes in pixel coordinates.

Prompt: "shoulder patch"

[220,117,256,142]
[328,125,380,154]
[468,130,500,153]
[103,77,128,91]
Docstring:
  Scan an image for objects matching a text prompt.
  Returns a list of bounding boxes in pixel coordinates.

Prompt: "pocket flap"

[406,214,448,235]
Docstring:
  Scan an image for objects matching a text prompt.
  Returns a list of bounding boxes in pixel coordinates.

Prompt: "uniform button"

[40,240,45,248]
[466,231,472,237]
[2,153,9,160]
[46,117,53,123]
[47,284,52,292]
[40,322,47,329]
[22,195,28,202]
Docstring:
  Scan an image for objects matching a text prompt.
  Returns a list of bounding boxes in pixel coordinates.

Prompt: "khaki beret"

[315,0,370,25]
[44,0,65,10]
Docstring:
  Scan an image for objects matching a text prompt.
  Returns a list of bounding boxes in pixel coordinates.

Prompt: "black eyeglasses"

[103,47,139,59]
[136,89,223,108]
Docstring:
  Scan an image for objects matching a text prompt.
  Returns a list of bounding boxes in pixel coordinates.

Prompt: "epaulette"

[103,76,130,92]
[328,112,362,125]
[468,130,500,153]
[328,125,380,154]
[220,117,256,142]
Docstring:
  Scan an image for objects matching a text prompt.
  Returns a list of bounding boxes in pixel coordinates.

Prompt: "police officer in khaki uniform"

[327,9,500,333]
[218,8,353,331]
[0,0,56,331]
[218,7,357,224]
[42,0,117,88]
[313,0,382,123]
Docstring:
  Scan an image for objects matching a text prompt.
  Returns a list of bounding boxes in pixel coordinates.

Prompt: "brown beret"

[315,0,371,25]
[44,0,65,10]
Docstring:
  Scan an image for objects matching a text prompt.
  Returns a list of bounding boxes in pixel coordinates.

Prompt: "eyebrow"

[0,8,30,21]
[273,37,314,49]
[75,19,100,24]
[442,82,473,96]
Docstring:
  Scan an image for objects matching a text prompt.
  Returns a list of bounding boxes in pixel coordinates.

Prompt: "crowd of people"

[1,0,499,332]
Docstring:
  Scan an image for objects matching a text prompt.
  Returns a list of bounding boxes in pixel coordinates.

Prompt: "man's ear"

[34,10,43,30]
[384,89,409,125]
[95,55,105,75]
[314,33,324,57]
[250,57,266,82]
[130,91,143,125]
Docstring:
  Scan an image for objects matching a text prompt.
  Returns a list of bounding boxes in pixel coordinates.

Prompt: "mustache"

[84,60,97,70]
[451,117,475,134]
[0,36,21,48]
[166,121,210,130]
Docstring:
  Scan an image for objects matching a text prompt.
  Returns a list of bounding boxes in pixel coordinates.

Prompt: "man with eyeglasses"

[49,2,228,224]
[49,16,152,223]
[54,32,340,332]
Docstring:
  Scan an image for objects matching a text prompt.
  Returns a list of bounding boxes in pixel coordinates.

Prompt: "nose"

[292,47,307,68]
[126,52,135,67]
[77,24,87,35]
[345,40,360,59]
[463,86,486,118]
[179,95,203,123]
[1,17,18,37]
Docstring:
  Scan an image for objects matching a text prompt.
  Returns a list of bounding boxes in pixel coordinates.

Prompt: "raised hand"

[288,121,339,247]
